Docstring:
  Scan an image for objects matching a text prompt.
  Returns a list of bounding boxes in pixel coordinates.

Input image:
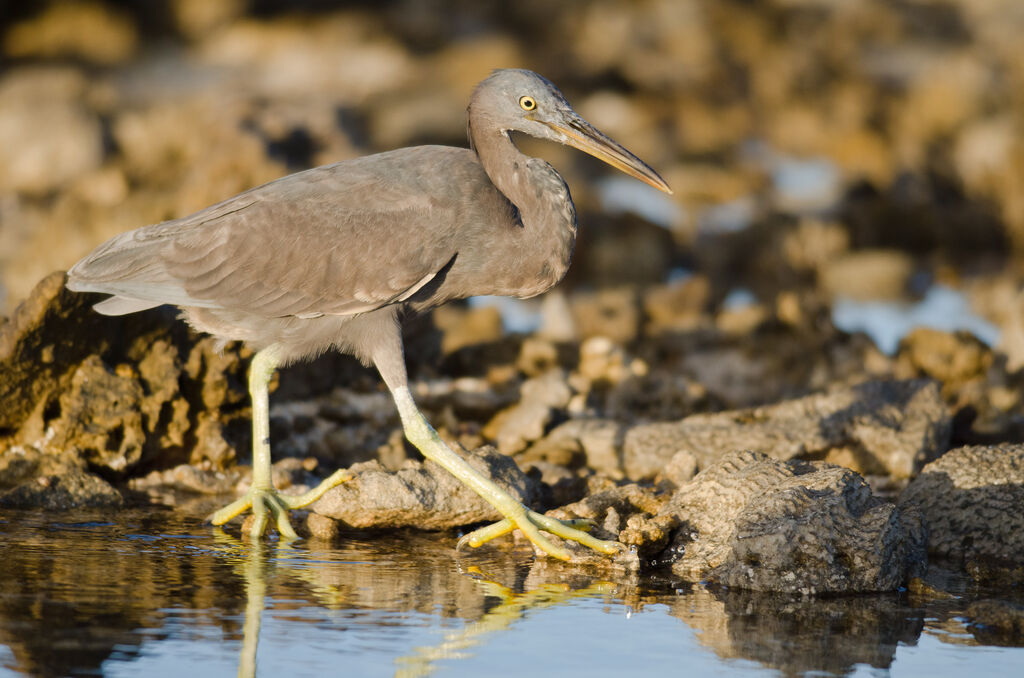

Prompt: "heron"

[67,69,671,561]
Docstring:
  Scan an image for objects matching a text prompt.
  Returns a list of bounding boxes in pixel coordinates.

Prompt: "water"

[832,285,1001,354]
[1,509,1022,677]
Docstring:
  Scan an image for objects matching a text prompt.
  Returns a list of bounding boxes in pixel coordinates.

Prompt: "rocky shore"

[1,0,1023,609]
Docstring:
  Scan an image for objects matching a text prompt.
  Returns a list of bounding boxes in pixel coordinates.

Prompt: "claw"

[208,469,351,540]
[457,510,623,561]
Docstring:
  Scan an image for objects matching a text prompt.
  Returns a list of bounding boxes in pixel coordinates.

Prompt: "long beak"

[545,115,672,194]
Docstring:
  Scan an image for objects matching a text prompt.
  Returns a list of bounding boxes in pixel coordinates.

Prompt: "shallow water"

[1,509,1022,677]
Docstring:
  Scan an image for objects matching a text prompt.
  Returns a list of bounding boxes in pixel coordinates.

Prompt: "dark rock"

[520,460,587,510]
[312,445,535,530]
[0,454,122,509]
[661,450,926,593]
[624,379,950,481]
[899,444,1024,565]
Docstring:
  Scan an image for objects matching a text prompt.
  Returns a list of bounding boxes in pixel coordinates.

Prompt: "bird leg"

[209,348,351,539]
[390,385,622,560]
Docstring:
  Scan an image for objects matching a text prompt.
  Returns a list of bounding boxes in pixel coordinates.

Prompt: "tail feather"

[91,295,163,316]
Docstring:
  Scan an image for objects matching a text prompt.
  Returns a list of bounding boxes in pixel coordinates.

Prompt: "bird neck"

[469,124,535,209]
[468,123,578,298]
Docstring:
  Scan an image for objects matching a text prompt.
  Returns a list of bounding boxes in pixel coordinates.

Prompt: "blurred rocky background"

[2,0,1024,591]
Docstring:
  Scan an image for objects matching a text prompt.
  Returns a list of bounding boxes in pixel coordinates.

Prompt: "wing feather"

[68,147,475,318]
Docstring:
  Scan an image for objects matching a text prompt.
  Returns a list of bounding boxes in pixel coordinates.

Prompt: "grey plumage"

[66,69,670,556]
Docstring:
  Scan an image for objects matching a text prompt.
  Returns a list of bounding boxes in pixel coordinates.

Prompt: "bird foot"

[456,509,623,561]
[208,469,352,540]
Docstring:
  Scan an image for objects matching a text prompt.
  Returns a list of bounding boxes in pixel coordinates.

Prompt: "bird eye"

[519,96,537,111]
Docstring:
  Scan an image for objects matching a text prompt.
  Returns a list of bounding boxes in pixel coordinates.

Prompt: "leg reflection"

[394,562,617,678]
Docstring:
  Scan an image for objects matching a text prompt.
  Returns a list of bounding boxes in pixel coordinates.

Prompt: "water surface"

[1,509,1022,677]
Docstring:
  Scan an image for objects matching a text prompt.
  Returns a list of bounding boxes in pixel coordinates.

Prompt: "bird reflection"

[394,563,617,678]
[216,530,619,678]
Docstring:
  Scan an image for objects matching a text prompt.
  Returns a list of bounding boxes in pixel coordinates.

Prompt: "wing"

[68,146,480,318]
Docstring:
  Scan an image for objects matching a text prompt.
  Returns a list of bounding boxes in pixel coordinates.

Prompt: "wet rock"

[966,600,1024,646]
[128,464,242,497]
[899,444,1024,565]
[312,445,535,530]
[661,450,927,593]
[623,379,950,481]
[0,448,122,509]
[547,483,673,561]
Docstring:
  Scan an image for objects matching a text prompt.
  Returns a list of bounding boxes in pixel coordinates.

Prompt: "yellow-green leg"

[209,348,351,539]
[390,385,622,560]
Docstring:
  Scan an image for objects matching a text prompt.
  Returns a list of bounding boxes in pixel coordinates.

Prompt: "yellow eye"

[519,96,537,111]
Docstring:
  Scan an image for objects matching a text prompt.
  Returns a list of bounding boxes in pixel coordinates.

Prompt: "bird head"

[469,69,672,194]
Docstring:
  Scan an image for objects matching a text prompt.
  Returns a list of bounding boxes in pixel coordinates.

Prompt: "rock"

[484,370,572,455]
[312,445,535,530]
[519,460,586,510]
[661,450,927,593]
[49,355,149,473]
[623,379,950,481]
[128,464,242,496]
[519,418,625,478]
[818,250,914,301]
[576,336,644,385]
[0,448,122,509]
[0,68,104,195]
[3,1,137,64]
[1,271,249,479]
[570,287,640,345]
[547,483,673,561]
[432,304,503,355]
[642,275,710,335]
[658,450,698,488]
[899,444,1024,565]
[897,328,991,385]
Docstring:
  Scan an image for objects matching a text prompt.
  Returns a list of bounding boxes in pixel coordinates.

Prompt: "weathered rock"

[661,450,927,593]
[312,445,535,530]
[624,379,950,481]
[0,447,122,509]
[658,449,698,488]
[519,418,625,477]
[899,444,1024,565]
[547,483,673,561]
[128,463,242,496]
[485,370,572,455]
[519,460,587,510]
